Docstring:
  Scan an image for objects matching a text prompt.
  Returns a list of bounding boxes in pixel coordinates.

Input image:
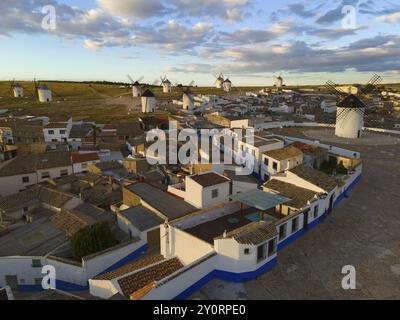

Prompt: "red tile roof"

[71,152,100,164]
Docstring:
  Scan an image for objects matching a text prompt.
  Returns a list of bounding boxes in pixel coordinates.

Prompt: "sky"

[0,0,399,86]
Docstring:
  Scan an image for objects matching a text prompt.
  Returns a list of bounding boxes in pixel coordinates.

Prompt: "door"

[5,275,18,290]
[328,193,335,214]
[303,209,310,230]
[147,228,160,249]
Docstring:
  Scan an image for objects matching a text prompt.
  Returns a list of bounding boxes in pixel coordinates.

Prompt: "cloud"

[165,63,215,73]
[170,0,251,22]
[97,0,167,19]
[212,35,400,74]
[377,11,400,23]
[133,20,214,52]
[306,26,367,40]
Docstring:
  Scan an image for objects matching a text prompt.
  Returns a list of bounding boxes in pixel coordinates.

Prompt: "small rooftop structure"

[230,189,289,211]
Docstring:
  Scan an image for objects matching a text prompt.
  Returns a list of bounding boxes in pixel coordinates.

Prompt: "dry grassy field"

[1,81,398,124]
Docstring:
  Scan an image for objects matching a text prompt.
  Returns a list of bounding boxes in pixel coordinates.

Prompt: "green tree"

[71,222,117,261]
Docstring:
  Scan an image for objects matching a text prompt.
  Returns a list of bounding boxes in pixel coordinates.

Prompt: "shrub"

[71,222,117,261]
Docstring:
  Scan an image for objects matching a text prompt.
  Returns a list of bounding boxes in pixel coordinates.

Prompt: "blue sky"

[0,0,399,85]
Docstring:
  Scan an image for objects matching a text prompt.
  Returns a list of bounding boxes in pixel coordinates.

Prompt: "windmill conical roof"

[40,84,49,90]
[338,94,366,109]
[224,78,231,83]
[142,89,155,98]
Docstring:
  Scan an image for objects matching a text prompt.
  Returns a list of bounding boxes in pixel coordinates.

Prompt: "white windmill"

[141,89,156,113]
[274,73,284,88]
[127,74,144,97]
[325,74,382,139]
[10,80,24,98]
[182,81,196,111]
[160,76,172,93]
[223,78,232,92]
[214,73,224,89]
[34,79,52,103]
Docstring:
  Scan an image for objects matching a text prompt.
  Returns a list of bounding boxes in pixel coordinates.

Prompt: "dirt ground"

[189,128,400,300]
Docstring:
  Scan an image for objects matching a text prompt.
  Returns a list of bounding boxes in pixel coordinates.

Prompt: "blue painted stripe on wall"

[173,257,278,300]
[277,229,305,251]
[96,244,148,276]
[19,280,88,293]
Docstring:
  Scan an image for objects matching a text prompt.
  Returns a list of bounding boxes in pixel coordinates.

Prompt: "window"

[211,189,219,199]
[264,158,269,166]
[279,224,287,240]
[41,172,50,179]
[32,259,42,268]
[60,169,68,177]
[48,130,54,135]
[81,163,88,169]
[257,244,267,262]
[314,205,319,218]
[244,248,250,255]
[22,176,29,183]
[292,217,299,233]
[267,238,277,257]
[273,162,278,170]
[59,130,66,135]
[23,207,29,213]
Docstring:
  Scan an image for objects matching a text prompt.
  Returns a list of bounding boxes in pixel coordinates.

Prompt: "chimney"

[223,230,227,238]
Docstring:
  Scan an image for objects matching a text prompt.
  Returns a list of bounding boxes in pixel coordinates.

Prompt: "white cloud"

[97,0,166,19]
[377,11,400,23]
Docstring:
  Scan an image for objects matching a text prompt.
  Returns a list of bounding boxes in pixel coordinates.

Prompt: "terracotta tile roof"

[291,141,327,155]
[217,221,278,245]
[71,152,100,164]
[0,152,71,177]
[51,209,97,237]
[190,172,231,188]
[289,165,339,192]
[264,179,317,209]
[263,145,303,161]
[0,186,74,211]
[94,254,165,280]
[118,258,184,298]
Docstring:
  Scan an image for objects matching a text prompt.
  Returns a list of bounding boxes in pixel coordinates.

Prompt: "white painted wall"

[184,176,231,209]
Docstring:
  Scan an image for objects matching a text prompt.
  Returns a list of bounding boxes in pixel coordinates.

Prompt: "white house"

[168,172,232,209]
[236,136,284,175]
[71,152,100,174]
[43,119,73,143]
[261,145,303,180]
[0,152,73,196]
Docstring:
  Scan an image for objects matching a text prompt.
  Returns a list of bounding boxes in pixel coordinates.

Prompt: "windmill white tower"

[274,74,284,88]
[10,80,24,98]
[325,74,382,139]
[141,89,156,113]
[335,95,366,139]
[215,74,224,89]
[161,76,172,93]
[35,81,52,103]
[223,78,232,92]
[182,87,195,111]
[127,75,144,97]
